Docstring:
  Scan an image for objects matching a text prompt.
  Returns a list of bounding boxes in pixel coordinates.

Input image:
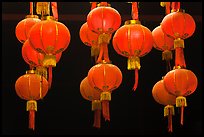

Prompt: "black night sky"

[1,2,203,135]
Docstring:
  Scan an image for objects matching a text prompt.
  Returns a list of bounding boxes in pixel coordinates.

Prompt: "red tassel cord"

[99,2,108,6]
[166,60,172,73]
[51,2,58,20]
[171,2,180,11]
[175,47,186,68]
[165,2,171,14]
[30,2,33,15]
[93,109,101,128]
[180,106,184,125]
[96,43,104,63]
[103,43,111,63]
[132,2,138,20]
[29,110,35,130]
[48,66,52,89]
[91,2,97,10]
[102,100,110,121]
[168,108,173,132]
[132,69,139,91]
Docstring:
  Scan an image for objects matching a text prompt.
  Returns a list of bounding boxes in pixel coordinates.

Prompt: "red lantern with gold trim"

[152,79,176,132]
[15,70,49,130]
[80,77,101,128]
[163,68,198,125]
[87,62,122,121]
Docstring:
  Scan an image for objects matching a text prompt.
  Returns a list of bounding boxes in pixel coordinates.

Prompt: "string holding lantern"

[15,2,41,43]
[28,2,71,89]
[22,39,62,79]
[152,79,176,132]
[87,62,122,121]
[15,70,49,130]
[80,77,102,128]
[87,2,121,63]
[112,2,153,91]
[161,2,196,69]
[163,68,198,125]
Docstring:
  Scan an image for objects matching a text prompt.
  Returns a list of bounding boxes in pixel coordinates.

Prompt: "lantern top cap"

[125,20,141,25]
[26,69,35,74]
[41,16,56,21]
[25,15,39,19]
[171,9,185,13]
[97,3,111,7]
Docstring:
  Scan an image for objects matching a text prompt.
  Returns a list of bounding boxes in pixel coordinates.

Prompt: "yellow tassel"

[43,54,56,67]
[176,96,187,107]
[164,105,175,117]
[100,91,111,101]
[127,56,141,70]
[26,100,37,111]
[174,38,184,49]
[91,45,100,57]
[35,66,48,79]
[92,100,102,111]
[160,2,166,7]
[98,33,111,45]
[36,2,50,16]
[162,50,172,61]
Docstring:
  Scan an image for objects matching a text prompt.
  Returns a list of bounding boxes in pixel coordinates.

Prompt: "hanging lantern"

[152,79,176,132]
[152,25,174,72]
[79,22,99,62]
[87,2,121,63]
[22,40,62,80]
[87,62,122,121]
[161,2,196,68]
[15,70,49,130]
[163,68,198,125]
[15,2,41,43]
[80,77,102,128]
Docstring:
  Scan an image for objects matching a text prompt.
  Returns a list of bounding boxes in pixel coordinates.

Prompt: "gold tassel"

[160,2,166,7]
[27,100,37,112]
[35,66,48,79]
[36,2,50,16]
[164,105,175,117]
[91,45,100,58]
[162,50,172,61]
[174,38,184,49]
[127,56,141,70]
[176,96,187,107]
[100,91,111,101]
[43,54,56,67]
[98,33,111,45]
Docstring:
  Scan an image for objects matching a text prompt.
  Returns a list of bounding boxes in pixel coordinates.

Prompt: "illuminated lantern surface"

[80,77,101,128]
[15,70,49,130]
[87,63,122,121]
[163,68,198,125]
[112,20,153,91]
[152,79,176,132]
[15,15,41,43]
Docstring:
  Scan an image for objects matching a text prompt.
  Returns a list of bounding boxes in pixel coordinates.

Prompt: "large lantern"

[163,68,198,125]
[161,2,196,68]
[80,77,101,128]
[15,70,49,130]
[152,25,174,71]
[87,62,122,121]
[152,79,176,132]
[87,2,121,63]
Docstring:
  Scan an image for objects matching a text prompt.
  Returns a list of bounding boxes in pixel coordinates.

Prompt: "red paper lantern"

[163,68,198,125]
[152,79,176,132]
[15,70,49,130]
[112,20,153,91]
[80,77,101,128]
[15,15,41,43]
[87,62,122,121]
[161,7,196,68]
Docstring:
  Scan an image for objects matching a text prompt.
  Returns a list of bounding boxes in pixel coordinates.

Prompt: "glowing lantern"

[152,25,174,71]
[15,70,49,130]
[161,2,196,68]
[28,15,70,88]
[152,79,176,132]
[80,77,101,128]
[87,62,122,121]
[163,68,198,125]
[22,40,62,87]
[87,2,121,63]
[79,22,99,62]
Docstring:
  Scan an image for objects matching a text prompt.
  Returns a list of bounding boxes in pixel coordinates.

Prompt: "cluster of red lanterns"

[15,2,71,130]
[13,2,198,132]
[151,2,198,132]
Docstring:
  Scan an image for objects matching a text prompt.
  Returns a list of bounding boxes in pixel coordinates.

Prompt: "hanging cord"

[30,2,33,15]
[171,2,180,12]
[132,2,139,20]
[90,2,97,10]
[51,2,58,21]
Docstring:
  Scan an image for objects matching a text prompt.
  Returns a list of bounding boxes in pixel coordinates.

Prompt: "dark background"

[1,2,203,135]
